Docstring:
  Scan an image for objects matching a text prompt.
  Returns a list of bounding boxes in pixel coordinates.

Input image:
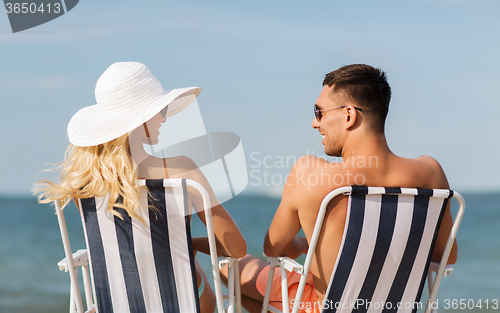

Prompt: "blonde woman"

[35,62,246,313]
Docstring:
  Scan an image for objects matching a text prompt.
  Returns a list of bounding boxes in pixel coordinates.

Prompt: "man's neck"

[340,129,393,161]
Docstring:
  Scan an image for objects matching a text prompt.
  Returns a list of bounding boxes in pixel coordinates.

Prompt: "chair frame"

[55,178,242,313]
[262,186,465,313]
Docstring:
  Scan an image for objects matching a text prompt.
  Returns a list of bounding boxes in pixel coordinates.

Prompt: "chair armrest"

[85,305,96,313]
[428,261,454,277]
[263,256,304,313]
[57,249,89,272]
[266,256,303,274]
[218,256,236,269]
[218,256,242,313]
[268,305,284,313]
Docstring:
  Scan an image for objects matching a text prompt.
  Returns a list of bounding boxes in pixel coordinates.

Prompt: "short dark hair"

[323,64,391,131]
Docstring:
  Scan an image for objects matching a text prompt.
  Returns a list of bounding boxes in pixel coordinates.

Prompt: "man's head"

[322,64,391,132]
[313,64,391,156]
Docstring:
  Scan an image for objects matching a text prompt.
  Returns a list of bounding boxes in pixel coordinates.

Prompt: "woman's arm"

[181,157,246,259]
[190,192,246,258]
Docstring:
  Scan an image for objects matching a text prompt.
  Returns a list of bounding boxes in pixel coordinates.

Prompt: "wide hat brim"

[67,87,201,147]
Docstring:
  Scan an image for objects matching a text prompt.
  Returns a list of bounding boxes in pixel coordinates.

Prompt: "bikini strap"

[162,158,169,178]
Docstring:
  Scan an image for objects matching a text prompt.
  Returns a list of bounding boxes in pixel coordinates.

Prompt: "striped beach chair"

[55,178,241,313]
[262,186,465,313]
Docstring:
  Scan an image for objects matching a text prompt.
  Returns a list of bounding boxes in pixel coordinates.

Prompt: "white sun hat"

[67,62,201,147]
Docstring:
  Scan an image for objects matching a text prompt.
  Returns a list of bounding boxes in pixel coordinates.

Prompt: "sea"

[0,192,499,313]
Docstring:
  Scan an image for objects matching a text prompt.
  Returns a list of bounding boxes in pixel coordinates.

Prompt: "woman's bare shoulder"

[164,155,199,176]
[137,155,197,179]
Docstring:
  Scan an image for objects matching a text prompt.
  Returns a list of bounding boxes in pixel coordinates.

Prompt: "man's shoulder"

[293,155,331,170]
[291,155,346,179]
[284,155,346,195]
[410,155,450,189]
[413,155,445,173]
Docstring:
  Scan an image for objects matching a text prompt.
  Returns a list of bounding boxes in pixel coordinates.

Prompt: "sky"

[0,0,499,197]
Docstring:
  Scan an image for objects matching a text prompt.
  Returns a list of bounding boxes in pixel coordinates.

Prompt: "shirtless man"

[221,64,457,313]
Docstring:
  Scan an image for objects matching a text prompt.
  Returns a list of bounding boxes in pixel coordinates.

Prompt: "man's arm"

[263,158,309,259]
[264,232,308,259]
[418,156,458,264]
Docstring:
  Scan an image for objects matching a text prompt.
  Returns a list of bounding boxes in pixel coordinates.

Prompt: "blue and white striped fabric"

[78,179,200,313]
[323,186,453,313]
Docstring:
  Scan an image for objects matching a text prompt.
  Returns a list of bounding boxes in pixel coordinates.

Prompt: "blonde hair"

[34,133,144,222]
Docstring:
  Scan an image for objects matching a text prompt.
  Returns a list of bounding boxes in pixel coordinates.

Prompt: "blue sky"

[0,0,499,196]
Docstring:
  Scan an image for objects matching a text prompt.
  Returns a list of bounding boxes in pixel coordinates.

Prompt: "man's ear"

[345,106,359,129]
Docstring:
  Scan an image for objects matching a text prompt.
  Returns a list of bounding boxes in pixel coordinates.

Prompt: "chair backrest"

[293,186,464,313]
[71,178,224,313]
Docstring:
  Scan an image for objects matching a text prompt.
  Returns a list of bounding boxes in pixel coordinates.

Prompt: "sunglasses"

[314,104,363,121]
[161,106,168,118]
